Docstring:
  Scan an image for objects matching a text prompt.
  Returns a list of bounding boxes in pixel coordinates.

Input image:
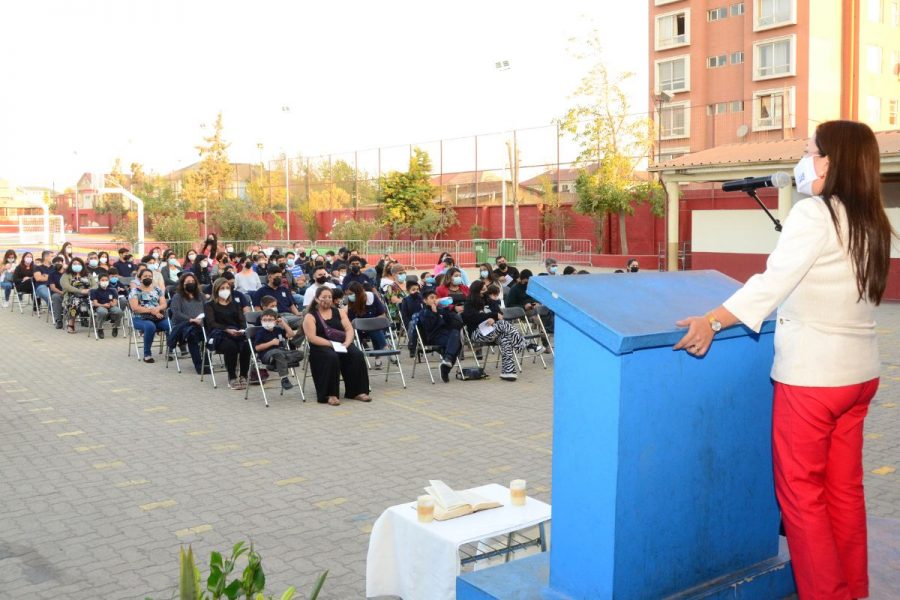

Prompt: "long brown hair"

[816,120,893,304]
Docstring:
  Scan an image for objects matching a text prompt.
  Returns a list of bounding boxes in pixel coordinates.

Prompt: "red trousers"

[773,378,878,600]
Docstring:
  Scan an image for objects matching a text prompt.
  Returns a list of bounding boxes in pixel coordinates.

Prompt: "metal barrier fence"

[10,237,597,269]
[544,239,593,266]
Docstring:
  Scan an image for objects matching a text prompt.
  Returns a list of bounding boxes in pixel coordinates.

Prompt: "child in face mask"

[253,309,297,390]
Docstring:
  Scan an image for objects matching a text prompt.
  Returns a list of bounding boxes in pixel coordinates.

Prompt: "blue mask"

[110,277,119,284]
[72,264,83,273]
[438,297,453,307]
[347,294,356,303]
[397,273,407,283]
[425,277,436,285]
[451,276,462,285]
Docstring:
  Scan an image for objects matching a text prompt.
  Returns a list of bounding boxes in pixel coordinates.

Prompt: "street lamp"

[281,106,292,241]
[654,90,674,271]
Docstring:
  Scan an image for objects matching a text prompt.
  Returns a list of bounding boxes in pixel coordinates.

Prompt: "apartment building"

[649,0,900,162]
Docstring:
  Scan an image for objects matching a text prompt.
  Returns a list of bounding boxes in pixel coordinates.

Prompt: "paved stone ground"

[0,301,897,599]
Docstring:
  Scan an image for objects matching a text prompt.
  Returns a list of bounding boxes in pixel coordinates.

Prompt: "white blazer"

[723,196,880,387]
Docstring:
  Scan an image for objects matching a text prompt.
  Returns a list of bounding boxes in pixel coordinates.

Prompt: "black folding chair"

[245,324,306,407]
[353,316,406,388]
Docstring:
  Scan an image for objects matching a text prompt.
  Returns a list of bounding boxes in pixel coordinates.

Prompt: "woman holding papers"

[463,281,544,381]
[674,121,891,600]
[302,285,370,405]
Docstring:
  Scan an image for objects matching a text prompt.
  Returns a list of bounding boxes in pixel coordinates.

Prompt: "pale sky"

[0,0,648,189]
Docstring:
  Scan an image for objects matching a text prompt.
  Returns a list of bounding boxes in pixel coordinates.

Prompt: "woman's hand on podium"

[674,306,738,357]
[674,316,715,356]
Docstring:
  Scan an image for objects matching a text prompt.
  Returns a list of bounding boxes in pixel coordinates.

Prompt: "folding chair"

[500,306,548,370]
[124,305,167,359]
[461,327,501,372]
[164,308,182,373]
[10,284,31,314]
[199,325,223,388]
[30,280,47,318]
[245,324,306,407]
[534,305,555,357]
[353,316,406,388]
[411,323,463,384]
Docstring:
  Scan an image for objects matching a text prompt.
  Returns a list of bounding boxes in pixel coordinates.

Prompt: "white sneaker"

[528,344,545,354]
[1,301,7,308]
[500,372,518,381]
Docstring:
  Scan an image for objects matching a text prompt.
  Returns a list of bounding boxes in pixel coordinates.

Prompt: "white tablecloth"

[365,483,551,600]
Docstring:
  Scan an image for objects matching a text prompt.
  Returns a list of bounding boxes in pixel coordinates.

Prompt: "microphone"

[721,172,791,193]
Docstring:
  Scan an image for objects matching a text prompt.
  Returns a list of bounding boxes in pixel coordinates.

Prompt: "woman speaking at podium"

[675,120,891,600]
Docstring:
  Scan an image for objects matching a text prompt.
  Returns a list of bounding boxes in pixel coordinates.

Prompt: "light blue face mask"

[452,276,462,285]
[72,264,83,273]
[397,273,407,283]
[426,277,436,285]
[438,297,453,307]
[347,294,357,303]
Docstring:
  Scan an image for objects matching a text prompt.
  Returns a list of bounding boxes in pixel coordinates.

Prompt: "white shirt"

[235,271,262,294]
[303,281,336,307]
[723,197,880,387]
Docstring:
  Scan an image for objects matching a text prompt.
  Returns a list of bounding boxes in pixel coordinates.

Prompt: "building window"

[753,35,796,80]
[656,55,690,93]
[659,149,689,162]
[753,87,795,130]
[867,96,882,122]
[730,100,745,112]
[731,2,745,15]
[660,103,690,139]
[706,103,729,115]
[731,51,745,64]
[656,9,691,50]
[867,46,883,74]
[655,0,685,5]
[708,7,728,20]
[707,54,727,68]
[754,0,796,30]
[889,99,899,125]
[868,0,883,22]
[891,0,900,26]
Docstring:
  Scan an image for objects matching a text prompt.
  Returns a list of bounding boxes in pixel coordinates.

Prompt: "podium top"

[527,270,774,355]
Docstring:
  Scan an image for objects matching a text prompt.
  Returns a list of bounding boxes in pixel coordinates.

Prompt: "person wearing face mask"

[97,251,111,274]
[253,265,302,328]
[168,272,208,374]
[346,281,391,367]
[48,256,67,327]
[204,278,250,388]
[89,273,123,338]
[161,255,183,296]
[182,249,198,271]
[1,249,18,307]
[416,289,464,382]
[253,253,269,275]
[61,258,93,333]
[106,267,129,310]
[435,267,469,303]
[477,262,497,287]
[191,254,213,294]
[200,233,218,259]
[235,259,263,294]
[129,267,169,362]
[12,251,36,310]
[463,281,544,381]
[59,242,74,265]
[380,264,408,324]
[341,257,374,291]
[142,256,167,290]
[83,252,103,281]
[541,257,559,276]
[113,252,136,279]
[493,255,520,287]
[302,286,371,405]
[625,259,639,273]
[675,121,893,600]
[252,309,298,390]
[303,266,336,307]
[399,281,424,326]
[32,250,54,310]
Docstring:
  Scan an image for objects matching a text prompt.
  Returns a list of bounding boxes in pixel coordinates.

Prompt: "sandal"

[355,393,372,402]
[327,397,341,406]
[66,322,76,334]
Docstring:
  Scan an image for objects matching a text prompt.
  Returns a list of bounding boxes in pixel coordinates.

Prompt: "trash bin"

[474,239,489,264]
[498,239,519,264]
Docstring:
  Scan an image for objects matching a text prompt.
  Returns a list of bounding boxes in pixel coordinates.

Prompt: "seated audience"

[90,272,123,338]
[129,267,169,363]
[252,308,297,390]
[61,257,93,334]
[204,277,250,389]
[346,281,390,368]
[168,272,207,374]
[415,289,463,382]
[253,265,302,327]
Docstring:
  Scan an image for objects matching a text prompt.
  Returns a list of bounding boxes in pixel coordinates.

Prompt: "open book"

[425,480,502,521]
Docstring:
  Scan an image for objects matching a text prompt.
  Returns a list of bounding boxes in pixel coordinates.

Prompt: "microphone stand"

[745,189,782,232]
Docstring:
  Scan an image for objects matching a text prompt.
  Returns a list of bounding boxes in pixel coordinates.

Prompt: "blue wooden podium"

[457,271,795,599]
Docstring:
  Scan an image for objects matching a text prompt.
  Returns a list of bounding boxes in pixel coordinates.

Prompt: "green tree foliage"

[110,213,139,248]
[298,205,321,241]
[182,112,233,212]
[559,32,663,254]
[410,206,459,241]
[378,148,436,236]
[246,164,286,210]
[328,218,382,243]
[212,197,268,241]
[95,157,130,220]
[152,214,199,242]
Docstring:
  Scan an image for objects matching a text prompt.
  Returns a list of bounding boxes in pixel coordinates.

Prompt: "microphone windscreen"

[772,171,792,189]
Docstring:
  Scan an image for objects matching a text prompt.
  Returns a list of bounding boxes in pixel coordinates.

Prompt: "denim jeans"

[0,280,12,301]
[132,316,170,357]
[35,284,51,306]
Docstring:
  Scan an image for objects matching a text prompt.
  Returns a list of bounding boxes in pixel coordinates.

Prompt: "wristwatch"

[707,314,722,333]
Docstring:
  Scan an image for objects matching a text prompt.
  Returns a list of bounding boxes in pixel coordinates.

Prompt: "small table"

[366,483,551,600]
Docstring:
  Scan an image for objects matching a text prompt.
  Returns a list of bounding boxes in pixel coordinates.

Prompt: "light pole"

[281,106,292,241]
[654,90,674,270]
[495,59,512,240]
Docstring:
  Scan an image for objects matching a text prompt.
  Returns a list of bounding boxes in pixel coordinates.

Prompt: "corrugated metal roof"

[654,129,900,171]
